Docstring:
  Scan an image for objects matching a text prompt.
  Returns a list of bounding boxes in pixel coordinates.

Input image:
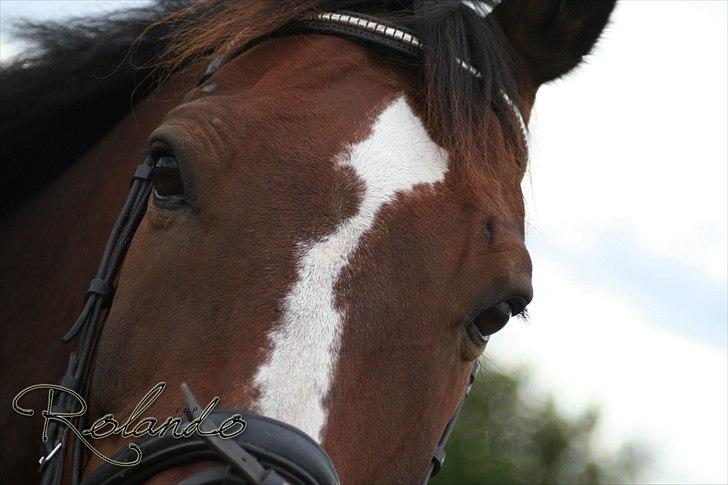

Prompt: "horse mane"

[0,1,183,215]
[0,0,526,215]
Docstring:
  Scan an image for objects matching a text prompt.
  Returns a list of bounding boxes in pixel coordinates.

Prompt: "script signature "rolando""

[12,382,246,467]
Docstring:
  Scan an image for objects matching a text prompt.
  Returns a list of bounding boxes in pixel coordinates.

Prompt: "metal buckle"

[39,442,62,468]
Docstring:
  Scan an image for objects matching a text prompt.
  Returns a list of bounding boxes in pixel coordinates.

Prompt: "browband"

[200,10,483,84]
[201,10,526,134]
[293,11,483,78]
[288,12,422,61]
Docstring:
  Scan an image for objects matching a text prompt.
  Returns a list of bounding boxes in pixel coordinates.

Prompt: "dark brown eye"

[467,298,526,346]
[152,156,185,203]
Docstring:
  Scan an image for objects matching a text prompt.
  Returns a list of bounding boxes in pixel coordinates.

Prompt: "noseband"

[40,10,507,485]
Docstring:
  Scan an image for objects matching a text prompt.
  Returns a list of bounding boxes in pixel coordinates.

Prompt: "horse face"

[0,1,616,482]
[89,35,532,482]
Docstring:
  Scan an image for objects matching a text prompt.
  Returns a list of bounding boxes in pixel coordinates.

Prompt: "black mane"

[0,2,185,214]
[0,0,521,215]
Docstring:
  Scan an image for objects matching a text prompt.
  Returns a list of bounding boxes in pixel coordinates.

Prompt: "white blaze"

[251,96,449,442]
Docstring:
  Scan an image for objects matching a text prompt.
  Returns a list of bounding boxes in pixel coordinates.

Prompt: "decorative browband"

[298,11,484,78]
[200,8,527,134]
[288,10,527,149]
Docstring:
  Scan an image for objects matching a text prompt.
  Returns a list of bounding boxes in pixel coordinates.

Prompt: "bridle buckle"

[38,441,62,468]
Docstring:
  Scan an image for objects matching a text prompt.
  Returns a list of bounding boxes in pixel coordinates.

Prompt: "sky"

[1,1,726,483]
[493,1,727,483]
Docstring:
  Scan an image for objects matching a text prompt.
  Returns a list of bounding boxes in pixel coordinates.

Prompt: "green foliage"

[431,366,649,485]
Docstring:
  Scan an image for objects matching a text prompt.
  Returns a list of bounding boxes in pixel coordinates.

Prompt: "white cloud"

[498,1,728,483]
[523,0,727,285]
[490,262,728,484]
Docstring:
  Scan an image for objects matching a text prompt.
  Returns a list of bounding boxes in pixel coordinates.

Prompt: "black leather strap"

[132,164,154,182]
[41,160,155,485]
[181,384,285,485]
[180,466,249,485]
[422,361,480,483]
[83,409,340,485]
[280,12,421,60]
[85,278,115,307]
[199,11,423,86]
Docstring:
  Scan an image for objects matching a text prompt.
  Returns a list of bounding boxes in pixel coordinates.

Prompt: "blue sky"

[493,2,727,482]
[533,222,727,346]
[2,1,726,483]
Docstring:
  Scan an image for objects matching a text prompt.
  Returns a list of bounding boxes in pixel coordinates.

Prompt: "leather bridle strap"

[287,11,423,60]
[277,11,526,136]
[198,11,424,86]
[83,407,340,485]
[39,159,155,485]
[421,361,480,483]
[181,384,284,485]
[202,11,484,84]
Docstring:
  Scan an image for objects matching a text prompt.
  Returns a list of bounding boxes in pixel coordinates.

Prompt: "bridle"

[38,9,516,485]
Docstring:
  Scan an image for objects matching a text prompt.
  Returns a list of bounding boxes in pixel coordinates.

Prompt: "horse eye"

[152,156,185,203]
[467,298,526,346]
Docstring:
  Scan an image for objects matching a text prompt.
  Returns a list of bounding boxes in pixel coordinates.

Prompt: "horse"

[0,1,615,483]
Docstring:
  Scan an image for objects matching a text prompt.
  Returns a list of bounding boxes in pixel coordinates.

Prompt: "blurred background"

[2,1,726,483]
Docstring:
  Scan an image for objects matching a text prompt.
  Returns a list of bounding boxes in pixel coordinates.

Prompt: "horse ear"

[492,0,617,88]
